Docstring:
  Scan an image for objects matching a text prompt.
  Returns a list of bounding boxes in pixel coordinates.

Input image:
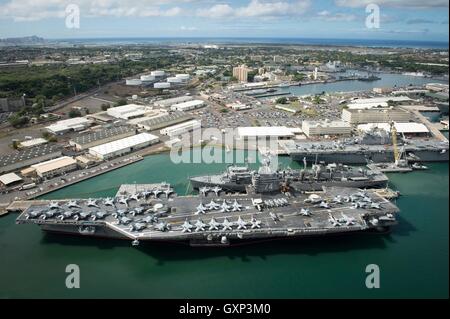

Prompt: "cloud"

[335,0,449,8]
[197,0,311,19]
[0,0,184,21]
[197,4,234,18]
[316,10,358,22]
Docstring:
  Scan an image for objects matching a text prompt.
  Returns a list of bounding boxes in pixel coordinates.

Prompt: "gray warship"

[284,130,449,165]
[15,173,400,247]
[189,160,389,192]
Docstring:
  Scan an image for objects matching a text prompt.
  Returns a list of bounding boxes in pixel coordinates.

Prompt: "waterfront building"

[31,156,78,178]
[237,127,295,141]
[302,120,352,137]
[88,133,159,160]
[357,122,430,137]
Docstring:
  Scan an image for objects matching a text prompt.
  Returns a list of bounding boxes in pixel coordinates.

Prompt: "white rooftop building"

[89,133,159,160]
[46,117,92,135]
[19,138,48,149]
[349,96,413,108]
[237,127,295,140]
[0,172,23,186]
[170,100,205,112]
[160,120,201,138]
[154,96,193,108]
[107,104,148,120]
[357,122,430,135]
[302,120,352,137]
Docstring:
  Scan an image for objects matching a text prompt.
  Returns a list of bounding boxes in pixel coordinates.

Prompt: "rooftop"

[89,133,159,156]
[0,144,62,168]
[31,156,77,174]
[0,172,22,186]
[237,127,295,137]
[71,125,135,146]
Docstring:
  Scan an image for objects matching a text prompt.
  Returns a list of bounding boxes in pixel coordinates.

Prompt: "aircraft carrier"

[283,131,449,165]
[190,161,389,193]
[15,180,400,247]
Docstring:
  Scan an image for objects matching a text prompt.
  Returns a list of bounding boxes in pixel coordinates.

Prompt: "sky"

[0,0,448,42]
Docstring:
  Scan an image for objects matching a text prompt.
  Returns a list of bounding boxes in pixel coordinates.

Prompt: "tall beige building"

[233,65,250,83]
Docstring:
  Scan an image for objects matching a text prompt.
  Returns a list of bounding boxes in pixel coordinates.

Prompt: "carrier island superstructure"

[15,174,400,247]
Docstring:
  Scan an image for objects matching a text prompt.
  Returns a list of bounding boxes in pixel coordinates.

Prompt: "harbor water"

[0,150,448,298]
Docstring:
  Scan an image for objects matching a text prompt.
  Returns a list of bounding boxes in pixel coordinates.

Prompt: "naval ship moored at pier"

[190,161,389,193]
[283,131,449,165]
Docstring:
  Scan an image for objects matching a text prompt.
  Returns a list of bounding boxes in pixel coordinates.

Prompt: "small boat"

[412,163,428,170]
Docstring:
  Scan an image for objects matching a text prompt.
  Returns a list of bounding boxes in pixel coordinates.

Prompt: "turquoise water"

[0,150,448,299]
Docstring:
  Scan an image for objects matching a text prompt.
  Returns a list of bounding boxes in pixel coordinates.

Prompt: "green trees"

[114,99,127,107]
[276,97,288,104]
[68,109,82,118]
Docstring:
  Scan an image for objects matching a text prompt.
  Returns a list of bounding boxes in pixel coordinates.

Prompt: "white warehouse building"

[302,120,352,137]
[154,82,171,89]
[160,120,201,138]
[154,96,193,108]
[170,100,205,112]
[237,127,295,140]
[89,133,159,160]
[107,104,148,120]
[46,117,92,135]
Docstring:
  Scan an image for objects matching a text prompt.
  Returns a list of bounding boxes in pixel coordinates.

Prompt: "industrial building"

[0,145,62,174]
[46,117,92,135]
[348,96,413,109]
[69,125,136,150]
[151,71,165,77]
[154,82,171,89]
[126,79,142,86]
[237,127,296,141]
[89,133,159,160]
[160,120,201,138]
[342,108,412,124]
[18,138,48,149]
[106,104,148,120]
[31,156,78,178]
[302,120,352,137]
[0,172,23,187]
[154,96,193,108]
[357,122,430,137]
[170,100,205,112]
[128,111,193,131]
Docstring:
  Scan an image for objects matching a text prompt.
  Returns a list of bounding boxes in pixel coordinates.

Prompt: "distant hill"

[0,36,47,46]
